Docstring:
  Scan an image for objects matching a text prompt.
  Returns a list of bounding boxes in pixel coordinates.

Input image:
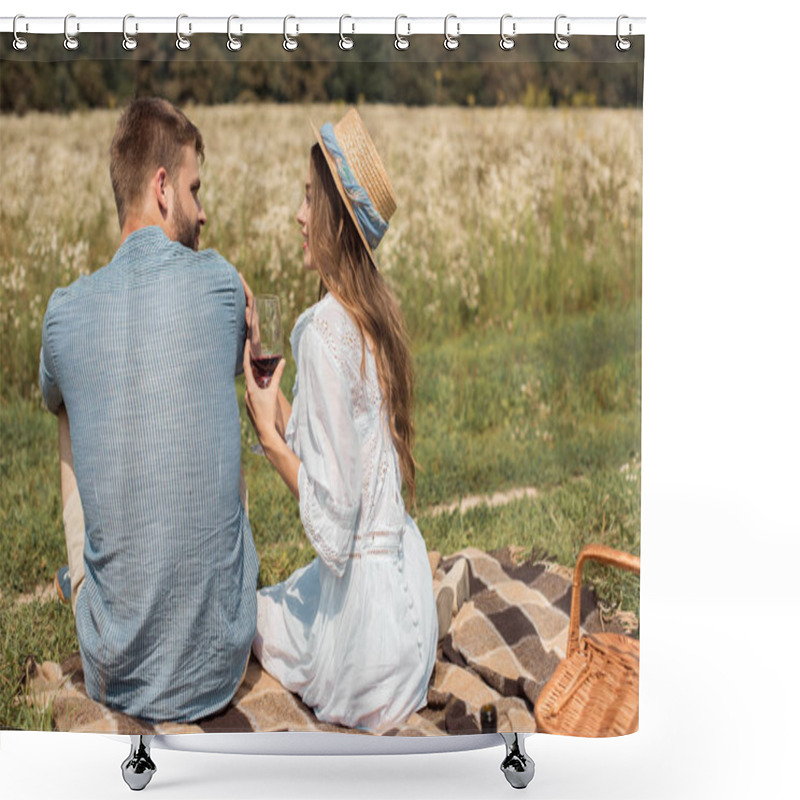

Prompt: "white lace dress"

[252,293,437,733]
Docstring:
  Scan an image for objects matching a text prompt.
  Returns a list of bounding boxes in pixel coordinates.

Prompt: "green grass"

[0,404,63,596]
[0,595,79,731]
[421,468,641,618]
[414,304,640,504]
[0,302,640,730]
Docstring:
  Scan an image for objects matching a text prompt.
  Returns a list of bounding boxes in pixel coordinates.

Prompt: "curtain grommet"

[122,14,138,51]
[64,13,79,51]
[176,14,191,51]
[443,14,460,51]
[616,15,632,51]
[554,14,570,51]
[394,15,410,51]
[339,15,354,51]
[12,14,28,51]
[499,14,516,51]
[283,15,299,51]
[227,15,242,52]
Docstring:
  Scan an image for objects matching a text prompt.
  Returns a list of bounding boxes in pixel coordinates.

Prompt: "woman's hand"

[243,340,301,500]
[244,339,287,454]
[238,271,262,355]
[238,272,253,331]
[239,272,291,436]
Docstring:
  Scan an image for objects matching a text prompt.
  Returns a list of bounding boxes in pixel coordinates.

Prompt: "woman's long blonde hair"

[308,143,417,505]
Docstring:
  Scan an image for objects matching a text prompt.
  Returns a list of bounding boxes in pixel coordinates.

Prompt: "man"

[39,98,258,723]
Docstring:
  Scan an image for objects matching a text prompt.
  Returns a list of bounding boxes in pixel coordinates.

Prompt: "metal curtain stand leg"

[499,733,535,789]
[116,732,530,789]
[121,735,157,791]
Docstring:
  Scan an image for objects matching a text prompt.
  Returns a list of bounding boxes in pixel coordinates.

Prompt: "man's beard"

[174,200,199,251]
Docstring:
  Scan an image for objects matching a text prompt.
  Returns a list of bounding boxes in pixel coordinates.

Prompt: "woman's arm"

[263,434,300,500]
[276,389,292,440]
[243,342,300,499]
[247,320,362,576]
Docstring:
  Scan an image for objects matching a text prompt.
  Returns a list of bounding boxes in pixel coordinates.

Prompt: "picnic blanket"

[24,547,629,736]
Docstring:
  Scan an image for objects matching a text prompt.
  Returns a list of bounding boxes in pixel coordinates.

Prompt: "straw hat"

[312,108,397,268]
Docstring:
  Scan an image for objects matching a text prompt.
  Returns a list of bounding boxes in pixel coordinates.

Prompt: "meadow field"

[0,103,641,729]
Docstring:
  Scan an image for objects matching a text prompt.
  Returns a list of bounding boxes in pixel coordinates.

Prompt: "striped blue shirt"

[40,226,259,723]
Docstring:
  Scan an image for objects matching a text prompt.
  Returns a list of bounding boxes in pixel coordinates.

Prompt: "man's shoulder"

[188,247,240,287]
[45,243,241,320]
[117,228,236,282]
[43,245,131,315]
[197,246,237,271]
[43,272,95,318]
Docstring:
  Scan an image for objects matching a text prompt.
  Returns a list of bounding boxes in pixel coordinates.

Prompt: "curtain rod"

[2,15,646,42]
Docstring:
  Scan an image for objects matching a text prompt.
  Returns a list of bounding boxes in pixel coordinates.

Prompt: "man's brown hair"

[109,98,205,228]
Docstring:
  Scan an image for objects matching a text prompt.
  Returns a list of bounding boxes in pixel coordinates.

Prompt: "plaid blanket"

[25,547,624,735]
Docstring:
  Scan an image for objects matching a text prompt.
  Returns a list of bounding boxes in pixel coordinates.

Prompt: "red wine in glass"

[251,353,282,388]
[249,294,283,454]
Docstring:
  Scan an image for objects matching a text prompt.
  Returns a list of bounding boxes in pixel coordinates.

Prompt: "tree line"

[1,33,643,114]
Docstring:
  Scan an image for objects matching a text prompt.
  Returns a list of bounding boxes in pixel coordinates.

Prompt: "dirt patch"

[15,582,59,606]
[425,486,540,518]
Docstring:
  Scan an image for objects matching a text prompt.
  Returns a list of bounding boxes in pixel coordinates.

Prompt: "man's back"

[40,226,258,722]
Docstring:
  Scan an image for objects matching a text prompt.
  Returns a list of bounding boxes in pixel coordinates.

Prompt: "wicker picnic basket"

[534,544,640,737]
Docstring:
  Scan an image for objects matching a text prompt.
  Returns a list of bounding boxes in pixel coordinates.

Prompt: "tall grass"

[0,105,641,401]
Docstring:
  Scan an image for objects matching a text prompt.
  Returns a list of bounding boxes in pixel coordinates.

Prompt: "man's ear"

[154,167,170,218]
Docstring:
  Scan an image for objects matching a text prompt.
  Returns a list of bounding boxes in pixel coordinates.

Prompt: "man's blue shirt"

[40,226,258,722]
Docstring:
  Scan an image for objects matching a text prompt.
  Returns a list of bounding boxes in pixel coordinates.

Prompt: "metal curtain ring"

[176,14,191,50]
[227,15,242,51]
[283,15,298,51]
[394,15,410,50]
[122,14,137,51]
[554,14,570,51]
[616,15,632,51]
[12,14,28,51]
[64,13,79,51]
[499,14,515,51]
[339,15,354,50]
[443,14,459,51]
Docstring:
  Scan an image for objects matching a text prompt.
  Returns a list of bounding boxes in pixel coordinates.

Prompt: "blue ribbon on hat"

[320,123,388,251]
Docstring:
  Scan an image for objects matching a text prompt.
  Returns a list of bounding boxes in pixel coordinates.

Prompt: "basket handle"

[566,544,640,658]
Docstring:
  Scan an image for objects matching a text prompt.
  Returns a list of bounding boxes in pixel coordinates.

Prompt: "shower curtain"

[0,19,643,742]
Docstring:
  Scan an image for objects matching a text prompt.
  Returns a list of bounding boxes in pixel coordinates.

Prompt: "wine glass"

[249,295,282,453]
[250,295,282,387]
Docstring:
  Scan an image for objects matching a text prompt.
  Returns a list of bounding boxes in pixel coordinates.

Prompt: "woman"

[243,109,437,733]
